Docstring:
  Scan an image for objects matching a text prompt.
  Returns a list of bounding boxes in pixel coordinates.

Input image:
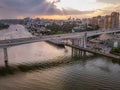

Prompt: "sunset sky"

[0,0,120,19]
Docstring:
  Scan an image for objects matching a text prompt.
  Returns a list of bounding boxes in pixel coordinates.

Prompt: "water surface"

[0,42,120,90]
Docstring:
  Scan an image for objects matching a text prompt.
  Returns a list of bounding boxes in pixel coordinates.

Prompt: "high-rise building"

[98,16,105,29]
[111,12,119,29]
[105,15,112,29]
[82,12,119,30]
[91,17,98,26]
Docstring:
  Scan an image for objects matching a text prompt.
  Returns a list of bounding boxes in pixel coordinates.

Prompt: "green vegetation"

[0,23,9,30]
[46,23,100,35]
[27,22,100,36]
[46,22,76,34]
[110,46,120,55]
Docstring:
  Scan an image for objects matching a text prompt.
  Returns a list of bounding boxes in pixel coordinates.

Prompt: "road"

[0,29,120,48]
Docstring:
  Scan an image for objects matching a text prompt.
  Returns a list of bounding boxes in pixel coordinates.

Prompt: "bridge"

[0,29,120,67]
[0,29,120,48]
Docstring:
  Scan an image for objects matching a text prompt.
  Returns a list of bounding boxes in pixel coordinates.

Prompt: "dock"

[66,44,120,60]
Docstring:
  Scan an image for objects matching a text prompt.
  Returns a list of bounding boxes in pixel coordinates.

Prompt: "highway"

[0,29,120,48]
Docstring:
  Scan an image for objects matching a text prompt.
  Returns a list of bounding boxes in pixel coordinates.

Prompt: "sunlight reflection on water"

[0,42,120,90]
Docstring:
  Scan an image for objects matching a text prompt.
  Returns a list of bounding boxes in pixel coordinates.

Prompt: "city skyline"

[0,0,120,19]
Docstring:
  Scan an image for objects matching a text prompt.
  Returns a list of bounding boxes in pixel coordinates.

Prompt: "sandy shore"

[0,24,33,40]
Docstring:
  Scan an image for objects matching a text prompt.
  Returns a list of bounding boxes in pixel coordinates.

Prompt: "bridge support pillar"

[79,38,81,46]
[113,32,116,35]
[72,39,75,45]
[83,32,87,48]
[80,39,82,46]
[78,39,81,46]
[65,39,69,45]
[83,51,86,57]
[3,48,8,67]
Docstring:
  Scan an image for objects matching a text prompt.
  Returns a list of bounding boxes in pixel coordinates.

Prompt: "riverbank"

[0,23,9,30]
[110,47,120,56]
[0,24,33,40]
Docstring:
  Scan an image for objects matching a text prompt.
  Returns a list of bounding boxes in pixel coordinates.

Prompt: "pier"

[66,44,120,60]
[3,48,8,67]
[47,38,120,60]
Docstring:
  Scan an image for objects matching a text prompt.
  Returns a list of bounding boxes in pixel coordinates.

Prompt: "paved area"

[0,24,33,40]
[87,43,111,54]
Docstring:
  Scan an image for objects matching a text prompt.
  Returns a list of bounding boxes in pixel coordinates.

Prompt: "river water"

[0,42,120,90]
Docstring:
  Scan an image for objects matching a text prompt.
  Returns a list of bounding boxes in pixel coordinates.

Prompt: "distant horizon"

[0,0,120,19]
[0,11,119,21]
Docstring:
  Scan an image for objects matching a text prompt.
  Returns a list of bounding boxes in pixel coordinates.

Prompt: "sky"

[0,0,120,19]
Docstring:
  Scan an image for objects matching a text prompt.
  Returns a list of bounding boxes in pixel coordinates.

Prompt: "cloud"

[0,0,94,19]
[97,0,120,4]
[91,4,120,17]
[53,0,61,3]
[62,8,94,15]
[0,0,60,18]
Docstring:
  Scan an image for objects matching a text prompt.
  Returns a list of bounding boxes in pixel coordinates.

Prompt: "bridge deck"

[0,29,120,48]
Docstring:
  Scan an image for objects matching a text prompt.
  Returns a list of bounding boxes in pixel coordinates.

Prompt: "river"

[0,42,120,90]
